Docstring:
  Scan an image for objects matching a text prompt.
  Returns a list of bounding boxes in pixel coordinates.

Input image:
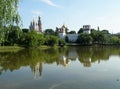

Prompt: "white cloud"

[32,11,42,16]
[41,0,57,7]
[41,0,62,8]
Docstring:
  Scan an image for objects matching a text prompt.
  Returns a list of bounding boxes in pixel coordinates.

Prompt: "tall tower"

[38,16,42,32]
[58,24,67,39]
[33,20,36,31]
[29,21,33,30]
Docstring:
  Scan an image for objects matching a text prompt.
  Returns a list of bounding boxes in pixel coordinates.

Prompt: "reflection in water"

[0,46,120,78]
[30,62,42,79]
[59,55,68,67]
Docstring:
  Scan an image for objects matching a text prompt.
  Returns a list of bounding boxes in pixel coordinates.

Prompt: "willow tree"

[0,0,20,45]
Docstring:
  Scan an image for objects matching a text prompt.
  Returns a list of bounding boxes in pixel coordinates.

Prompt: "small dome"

[62,24,66,28]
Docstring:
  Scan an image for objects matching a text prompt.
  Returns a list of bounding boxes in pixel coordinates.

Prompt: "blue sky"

[19,0,120,33]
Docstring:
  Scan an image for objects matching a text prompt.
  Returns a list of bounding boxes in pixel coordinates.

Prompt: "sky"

[19,0,120,33]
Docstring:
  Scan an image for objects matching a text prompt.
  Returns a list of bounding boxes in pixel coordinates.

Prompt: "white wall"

[67,34,79,42]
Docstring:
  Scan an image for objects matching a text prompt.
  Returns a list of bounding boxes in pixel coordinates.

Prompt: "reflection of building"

[59,55,68,67]
[30,62,42,79]
[82,58,91,67]
[58,48,79,67]
[67,48,79,60]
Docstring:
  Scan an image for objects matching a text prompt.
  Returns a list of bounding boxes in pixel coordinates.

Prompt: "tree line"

[0,0,119,48]
[76,29,120,45]
[0,26,120,47]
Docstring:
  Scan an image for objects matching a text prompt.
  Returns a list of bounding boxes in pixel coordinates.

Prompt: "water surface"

[0,46,120,89]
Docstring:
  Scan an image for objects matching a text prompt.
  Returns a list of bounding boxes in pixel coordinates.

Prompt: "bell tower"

[38,16,42,32]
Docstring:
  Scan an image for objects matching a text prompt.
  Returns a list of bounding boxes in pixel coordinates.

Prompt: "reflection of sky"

[0,47,120,89]
[0,56,120,89]
[67,49,78,59]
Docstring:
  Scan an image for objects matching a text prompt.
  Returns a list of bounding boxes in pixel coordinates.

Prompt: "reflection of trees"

[76,47,93,67]
[0,48,60,75]
[0,46,120,76]
[76,46,120,67]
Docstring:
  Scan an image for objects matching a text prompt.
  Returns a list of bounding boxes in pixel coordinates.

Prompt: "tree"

[68,31,76,34]
[44,29,55,35]
[65,36,69,43]
[91,29,110,44]
[77,33,93,45]
[91,29,99,43]
[6,26,22,45]
[78,28,83,34]
[0,0,20,46]
[0,0,20,27]
[111,36,120,44]
[55,27,59,36]
[58,39,66,46]
[45,35,59,46]
[22,28,29,33]
[0,30,5,45]
[101,30,109,34]
[19,31,45,48]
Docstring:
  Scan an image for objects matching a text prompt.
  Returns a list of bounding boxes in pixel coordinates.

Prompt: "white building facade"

[58,25,91,43]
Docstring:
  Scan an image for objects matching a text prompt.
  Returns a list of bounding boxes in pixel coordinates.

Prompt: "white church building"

[58,25,91,43]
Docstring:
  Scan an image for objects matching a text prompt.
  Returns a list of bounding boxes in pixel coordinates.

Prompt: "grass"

[0,46,24,52]
[38,45,59,50]
[0,45,66,52]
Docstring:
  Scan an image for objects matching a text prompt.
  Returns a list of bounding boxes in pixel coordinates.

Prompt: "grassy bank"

[0,46,24,52]
[0,45,60,52]
[38,45,65,50]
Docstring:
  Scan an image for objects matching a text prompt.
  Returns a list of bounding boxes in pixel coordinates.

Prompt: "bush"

[59,39,66,46]
[19,31,44,48]
[44,35,59,46]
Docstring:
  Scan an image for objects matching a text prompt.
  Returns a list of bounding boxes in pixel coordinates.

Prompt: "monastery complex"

[29,16,91,42]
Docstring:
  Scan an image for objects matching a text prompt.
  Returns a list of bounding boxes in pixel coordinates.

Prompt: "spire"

[29,16,42,32]
[33,19,36,30]
[38,16,42,32]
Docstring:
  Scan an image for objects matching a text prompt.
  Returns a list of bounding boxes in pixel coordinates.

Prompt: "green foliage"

[110,36,120,44]
[91,29,110,44]
[77,33,93,45]
[65,36,69,43]
[44,29,55,35]
[0,0,20,28]
[22,28,29,33]
[6,26,22,45]
[101,30,109,34]
[0,46,120,74]
[58,39,66,46]
[68,30,76,34]
[0,29,5,45]
[44,35,59,46]
[0,0,20,46]
[19,31,44,48]
[78,28,83,34]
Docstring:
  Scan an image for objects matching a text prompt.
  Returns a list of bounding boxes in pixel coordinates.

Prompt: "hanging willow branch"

[0,0,20,28]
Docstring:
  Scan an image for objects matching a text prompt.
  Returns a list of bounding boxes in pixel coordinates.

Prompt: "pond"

[0,46,120,89]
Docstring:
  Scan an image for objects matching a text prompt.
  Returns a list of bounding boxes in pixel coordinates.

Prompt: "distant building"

[29,16,42,33]
[58,24,66,39]
[83,25,91,34]
[58,25,91,43]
